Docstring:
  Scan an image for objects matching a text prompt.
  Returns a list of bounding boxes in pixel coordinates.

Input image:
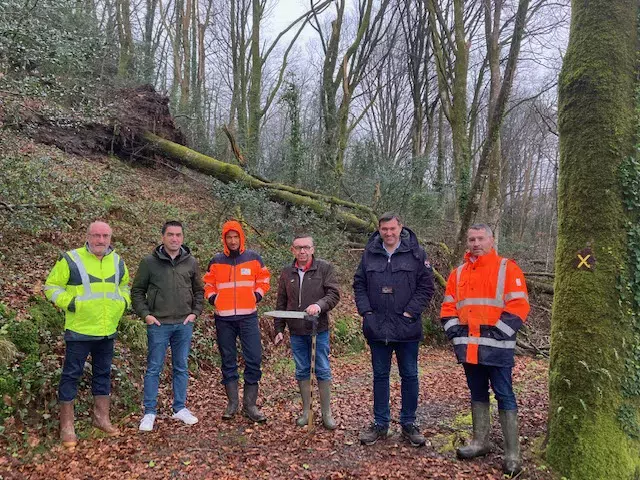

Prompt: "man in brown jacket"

[274,234,340,429]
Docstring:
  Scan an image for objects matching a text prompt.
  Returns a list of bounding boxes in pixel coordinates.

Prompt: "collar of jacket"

[154,244,191,263]
[365,227,416,257]
[464,248,499,267]
[293,256,316,272]
[83,242,114,258]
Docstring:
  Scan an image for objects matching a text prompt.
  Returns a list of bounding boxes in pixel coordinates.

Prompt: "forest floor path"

[7,348,552,479]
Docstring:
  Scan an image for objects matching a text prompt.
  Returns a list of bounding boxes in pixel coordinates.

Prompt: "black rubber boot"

[222,380,239,420]
[456,402,493,459]
[243,383,266,423]
[499,409,522,476]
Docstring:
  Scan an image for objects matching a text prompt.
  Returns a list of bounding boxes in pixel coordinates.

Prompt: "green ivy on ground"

[617,74,640,440]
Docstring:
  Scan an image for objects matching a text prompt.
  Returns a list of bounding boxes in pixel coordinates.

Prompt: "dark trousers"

[58,338,114,402]
[215,316,262,385]
[463,363,517,410]
[369,340,420,428]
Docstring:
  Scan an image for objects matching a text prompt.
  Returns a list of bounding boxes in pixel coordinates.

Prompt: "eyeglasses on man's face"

[292,245,313,252]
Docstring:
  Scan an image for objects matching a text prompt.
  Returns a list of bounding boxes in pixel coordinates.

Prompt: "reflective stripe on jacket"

[44,245,130,337]
[203,221,270,321]
[440,248,529,366]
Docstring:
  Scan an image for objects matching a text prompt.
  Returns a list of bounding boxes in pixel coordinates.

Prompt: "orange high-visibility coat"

[204,221,270,319]
[440,249,529,366]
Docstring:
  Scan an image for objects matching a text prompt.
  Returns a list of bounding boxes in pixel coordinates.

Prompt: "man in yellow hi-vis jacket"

[44,221,130,448]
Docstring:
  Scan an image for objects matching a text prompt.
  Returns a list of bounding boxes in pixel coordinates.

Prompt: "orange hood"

[222,220,246,256]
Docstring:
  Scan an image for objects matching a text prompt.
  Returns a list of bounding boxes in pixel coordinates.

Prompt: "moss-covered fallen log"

[143,132,376,233]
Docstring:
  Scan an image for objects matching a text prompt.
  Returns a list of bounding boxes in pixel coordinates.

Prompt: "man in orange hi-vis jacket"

[204,220,271,423]
[440,224,529,476]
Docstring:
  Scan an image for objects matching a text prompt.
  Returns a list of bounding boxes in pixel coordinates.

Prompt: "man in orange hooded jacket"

[440,224,530,475]
[204,220,271,422]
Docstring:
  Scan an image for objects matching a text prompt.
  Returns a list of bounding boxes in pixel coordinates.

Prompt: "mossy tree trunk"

[546,1,639,479]
[142,132,376,233]
[116,0,134,78]
[427,0,470,219]
[483,0,503,245]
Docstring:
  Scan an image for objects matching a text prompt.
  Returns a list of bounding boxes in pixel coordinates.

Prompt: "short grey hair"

[292,234,314,245]
[468,223,493,237]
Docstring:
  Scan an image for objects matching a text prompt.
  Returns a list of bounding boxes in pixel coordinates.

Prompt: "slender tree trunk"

[435,105,446,209]
[319,1,345,191]
[405,0,428,189]
[427,0,470,220]
[546,1,639,478]
[116,0,134,78]
[452,0,530,262]
[246,0,263,170]
[450,0,470,218]
[179,0,191,114]
[171,0,183,107]
[143,0,158,84]
[484,0,503,244]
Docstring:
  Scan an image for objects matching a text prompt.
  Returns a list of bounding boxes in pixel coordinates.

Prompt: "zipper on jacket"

[297,270,304,309]
[233,256,237,316]
[100,256,106,336]
[385,256,390,345]
[172,263,176,318]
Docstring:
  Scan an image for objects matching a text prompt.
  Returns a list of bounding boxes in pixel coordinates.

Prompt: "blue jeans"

[215,316,262,385]
[143,322,193,414]
[58,338,114,402]
[290,330,331,381]
[463,363,517,410]
[369,340,420,428]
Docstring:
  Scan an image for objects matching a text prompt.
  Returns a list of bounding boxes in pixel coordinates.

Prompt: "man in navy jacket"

[353,212,434,447]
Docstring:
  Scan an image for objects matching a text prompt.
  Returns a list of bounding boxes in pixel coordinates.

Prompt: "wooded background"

[0,0,566,262]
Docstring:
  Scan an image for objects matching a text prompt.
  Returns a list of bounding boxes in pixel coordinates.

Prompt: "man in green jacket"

[274,234,340,429]
[132,220,204,432]
[44,221,131,448]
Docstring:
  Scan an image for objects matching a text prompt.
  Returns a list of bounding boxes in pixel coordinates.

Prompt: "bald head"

[86,221,112,258]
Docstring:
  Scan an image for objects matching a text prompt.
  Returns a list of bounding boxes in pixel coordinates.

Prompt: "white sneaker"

[172,408,198,425]
[139,413,156,432]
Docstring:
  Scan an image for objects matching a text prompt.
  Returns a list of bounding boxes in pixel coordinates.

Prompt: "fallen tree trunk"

[526,277,554,295]
[143,132,376,233]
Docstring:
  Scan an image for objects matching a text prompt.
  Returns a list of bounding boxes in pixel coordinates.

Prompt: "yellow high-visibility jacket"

[44,245,130,337]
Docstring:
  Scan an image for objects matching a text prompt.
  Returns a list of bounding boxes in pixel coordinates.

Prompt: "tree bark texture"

[546,1,639,478]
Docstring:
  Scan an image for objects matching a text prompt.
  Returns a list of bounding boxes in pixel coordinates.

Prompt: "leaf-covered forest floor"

[2,347,552,480]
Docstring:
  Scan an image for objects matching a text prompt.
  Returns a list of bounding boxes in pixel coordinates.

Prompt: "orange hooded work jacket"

[203,221,270,321]
[440,248,529,366]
